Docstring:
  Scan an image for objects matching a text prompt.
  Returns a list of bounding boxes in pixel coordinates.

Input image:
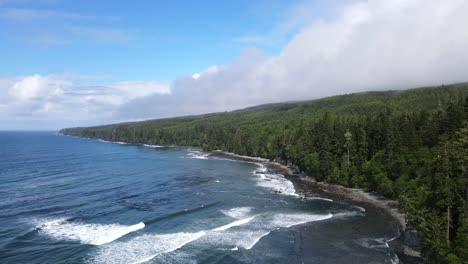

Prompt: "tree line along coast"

[61,83,468,264]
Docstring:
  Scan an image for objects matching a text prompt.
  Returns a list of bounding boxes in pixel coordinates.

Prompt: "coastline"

[210,150,423,264]
[211,150,405,225]
[58,135,423,263]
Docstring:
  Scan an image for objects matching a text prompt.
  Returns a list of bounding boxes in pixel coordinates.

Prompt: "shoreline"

[211,150,404,225]
[210,150,423,263]
[59,136,423,263]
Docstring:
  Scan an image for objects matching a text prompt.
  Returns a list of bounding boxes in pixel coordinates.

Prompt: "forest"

[61,83,468,263]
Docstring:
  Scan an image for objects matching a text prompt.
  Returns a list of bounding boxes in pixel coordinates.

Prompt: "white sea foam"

[251,163,299,196]
[269,213,333,228]
[195,212,332,251]
[37,218,144,246]
[227,229,272,250]
[333,211,365,219]
[307,197,334,202]
[391,254,400,264]
[252,163,267,174]
[353,206,366,212]
[221,207,254,219]
[90,216,257,264]
[387,233,400,243]
[358,237,392,250]
[88,211,333,263]
[90,231,206,264]
[143,144,163,148]
[195,227,271,251]
[96,139,129,145]
[187,150,210,159]
[213,216,256,231]
[256,173,298,196]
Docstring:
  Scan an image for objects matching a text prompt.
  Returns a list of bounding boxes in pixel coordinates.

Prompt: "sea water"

[0,132,399,263]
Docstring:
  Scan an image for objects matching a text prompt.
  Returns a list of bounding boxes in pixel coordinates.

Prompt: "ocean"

[0,132,400,263]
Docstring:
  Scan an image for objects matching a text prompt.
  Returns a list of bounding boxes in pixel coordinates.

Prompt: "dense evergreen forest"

[61,83,468,263]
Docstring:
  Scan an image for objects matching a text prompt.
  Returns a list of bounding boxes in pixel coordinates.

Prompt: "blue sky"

[0,0,326,82]
[1,0,468,130]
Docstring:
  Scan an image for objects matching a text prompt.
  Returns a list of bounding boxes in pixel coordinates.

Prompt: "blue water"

[0,132,399,263]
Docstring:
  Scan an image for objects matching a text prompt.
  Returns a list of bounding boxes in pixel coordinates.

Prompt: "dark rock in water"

[255,171,264,174]
[389,226,423,264]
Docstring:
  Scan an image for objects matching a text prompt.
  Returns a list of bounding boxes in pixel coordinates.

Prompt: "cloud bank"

[117,0,468,119]
[2,0,468,129]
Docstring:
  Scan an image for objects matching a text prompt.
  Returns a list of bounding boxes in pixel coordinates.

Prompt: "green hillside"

[61,83,468,263]
[61,83,467,151]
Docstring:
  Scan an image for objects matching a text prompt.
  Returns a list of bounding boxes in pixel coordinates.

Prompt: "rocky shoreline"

[211,150,423,264]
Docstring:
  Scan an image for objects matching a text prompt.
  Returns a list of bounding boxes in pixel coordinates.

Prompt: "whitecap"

[213,216,256,231]
[307,197,334,202]
[269,213,333,228]
[353,205,366,212]
[90,231,206,264]
[195,212,332,251]
[252,163,267,175]
[220,207,254,219]
[251,163,299,196]
[255,173,299,196]
[143,144,163,148]
[227,229,272,250]
[187,150,210,160]
[195,228,271,251]
[333,211,365,219]
[90,216,259,264]
[37,218,144,246]
[357,237,391,249]
[89,211,332,263]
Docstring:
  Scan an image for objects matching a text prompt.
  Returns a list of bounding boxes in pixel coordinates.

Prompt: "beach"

[211,150,423,264]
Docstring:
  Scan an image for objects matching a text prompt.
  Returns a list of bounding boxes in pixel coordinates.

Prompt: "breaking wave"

[142,144,163,148]
[213,216,256,231]
[36,218,145,246]
[88,211,333,263]
[90,231,206,264]
[221,207,254,219]
[187,150,211,159]
[251,163,298,196]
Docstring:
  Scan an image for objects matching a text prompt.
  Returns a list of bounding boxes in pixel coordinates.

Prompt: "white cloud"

[118,0,468,120]
[8,74,67,102]
[3,0,468,129]
[191,65,219,80]
[0,74,170,128]
[109,81,170,97]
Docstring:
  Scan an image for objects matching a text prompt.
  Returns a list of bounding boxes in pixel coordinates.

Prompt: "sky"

[1,0,468,130]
